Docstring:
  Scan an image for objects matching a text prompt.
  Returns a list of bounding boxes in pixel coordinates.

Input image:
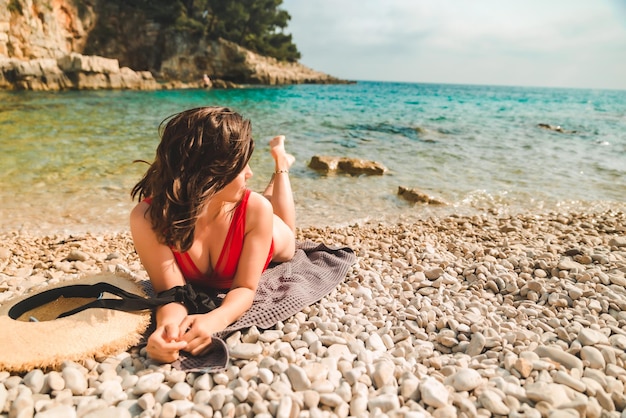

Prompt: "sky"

[280,0,626,90]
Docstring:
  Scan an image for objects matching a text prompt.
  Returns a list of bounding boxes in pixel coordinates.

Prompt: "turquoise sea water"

[1,81,625,234]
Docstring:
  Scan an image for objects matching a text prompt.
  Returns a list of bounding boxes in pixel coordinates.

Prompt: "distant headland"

[0,0,351,91]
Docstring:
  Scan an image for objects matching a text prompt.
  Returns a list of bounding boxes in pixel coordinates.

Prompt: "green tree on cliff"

[108,0,300,62]
[202,0,300,62]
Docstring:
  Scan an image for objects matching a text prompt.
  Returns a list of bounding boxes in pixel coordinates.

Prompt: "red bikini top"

[145,190,273,289]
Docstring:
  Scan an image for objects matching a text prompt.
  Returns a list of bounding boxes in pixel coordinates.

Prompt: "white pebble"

[192,373,212,391]
[534,346,583,371]
[62,367,87,395]
[420,377,448,408]
[319,393,345,408]
[134,373,165,395]
[372,361,395,389]
[35,405,77,418]
[82,406,132,418]
[169,399,194,416]
[212,373,229,386]
[302,390,320,409]
[168,382,192,400]
[159,402,177,418]
[578,328,608,346]
[275,395,293,418]
[367,394,400,413]
[580,346,606,369]
[23,370,45,394]
[448,368,483,392]
[366,333,387,352]
[478,389,510,415]
[230,343,263,360]
[350,396,368,417]
[286,364,311,391]
[137,393,155,410]
[258,368,274,385]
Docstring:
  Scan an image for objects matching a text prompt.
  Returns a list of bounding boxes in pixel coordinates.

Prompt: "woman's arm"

[180,192,274,355]
[130,202,189,361]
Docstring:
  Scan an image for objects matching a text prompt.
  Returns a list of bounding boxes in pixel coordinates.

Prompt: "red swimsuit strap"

[210,189,251,283]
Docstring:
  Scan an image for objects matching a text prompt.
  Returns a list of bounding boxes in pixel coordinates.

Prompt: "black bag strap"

[8,282,219,320]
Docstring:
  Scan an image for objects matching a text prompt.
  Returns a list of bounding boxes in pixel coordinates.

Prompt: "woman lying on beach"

[130,106,296,363]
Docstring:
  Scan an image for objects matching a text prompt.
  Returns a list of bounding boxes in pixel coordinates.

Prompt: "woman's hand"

[179,312,227,355]
[146,323,188,363]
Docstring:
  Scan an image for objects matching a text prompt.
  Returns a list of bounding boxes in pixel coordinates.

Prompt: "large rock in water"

[397,186,447,205]
[309,156,387,176]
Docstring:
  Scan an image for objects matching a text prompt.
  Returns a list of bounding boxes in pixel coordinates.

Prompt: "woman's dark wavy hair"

[131,106,254,252]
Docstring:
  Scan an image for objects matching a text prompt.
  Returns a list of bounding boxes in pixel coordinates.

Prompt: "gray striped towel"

[161,240,356,372]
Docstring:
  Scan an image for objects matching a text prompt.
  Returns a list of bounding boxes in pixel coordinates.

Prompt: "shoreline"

[3,194,625,238]
[1,208,626,416]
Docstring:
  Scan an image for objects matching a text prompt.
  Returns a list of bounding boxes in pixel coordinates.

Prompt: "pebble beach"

[1,208,626,418]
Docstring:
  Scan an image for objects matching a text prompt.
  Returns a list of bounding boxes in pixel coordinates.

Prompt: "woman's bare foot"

[266,135,297,233]
[270,135,295,171]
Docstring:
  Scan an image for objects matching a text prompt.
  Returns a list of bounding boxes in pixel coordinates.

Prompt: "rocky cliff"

[0,0,345,90]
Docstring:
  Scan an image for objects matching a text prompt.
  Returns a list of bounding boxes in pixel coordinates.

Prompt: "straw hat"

[0,272,151,373]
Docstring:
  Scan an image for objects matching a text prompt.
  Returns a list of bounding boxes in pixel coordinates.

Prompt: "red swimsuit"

[146,189,274,289]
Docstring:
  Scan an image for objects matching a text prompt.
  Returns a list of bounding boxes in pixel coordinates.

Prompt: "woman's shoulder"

[246,190,273,213]
[244,191,273,226]
[130,200,151,226]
